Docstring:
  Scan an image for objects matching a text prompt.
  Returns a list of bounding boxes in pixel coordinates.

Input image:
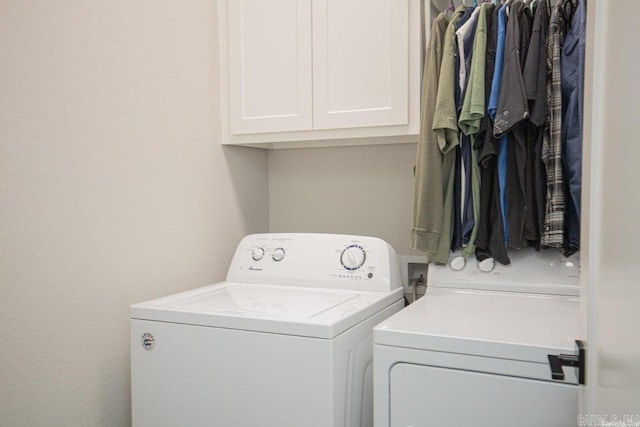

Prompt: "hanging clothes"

[411,0,585,266]
[561,0,586,255]
[451,6,476,251]
[541,1,567,248]
[459,3,493,259]
[457,6,481,252]
[487,4,510,249]
[494,1,530,249]
[475,3,511,265]
[432,6,469,264]
[411,12,451,260]
[523,0,550,249]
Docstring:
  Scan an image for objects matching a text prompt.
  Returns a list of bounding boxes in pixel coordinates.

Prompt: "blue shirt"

[561,0,585,253]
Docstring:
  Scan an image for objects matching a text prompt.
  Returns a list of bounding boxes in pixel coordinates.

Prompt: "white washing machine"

[373,249,583,427]
[131,233,404,427]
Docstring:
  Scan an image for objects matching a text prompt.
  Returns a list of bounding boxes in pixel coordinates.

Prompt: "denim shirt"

[561,0,586,253]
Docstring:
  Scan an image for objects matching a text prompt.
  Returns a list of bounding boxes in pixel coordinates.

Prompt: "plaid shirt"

[541,3,566,248]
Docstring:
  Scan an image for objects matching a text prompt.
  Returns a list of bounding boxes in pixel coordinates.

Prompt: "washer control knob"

[272,247,286,262]
[450,256,466,271]
[478,258,495,272]
[341,245,366,271]
[251,247,265,261]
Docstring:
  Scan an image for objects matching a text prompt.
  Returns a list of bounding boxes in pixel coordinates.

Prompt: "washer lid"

[374,287,579,364]
[132,282,403,339]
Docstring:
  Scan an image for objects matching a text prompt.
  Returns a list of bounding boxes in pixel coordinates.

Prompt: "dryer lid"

[131,282,403,339]
[374,287,580,364]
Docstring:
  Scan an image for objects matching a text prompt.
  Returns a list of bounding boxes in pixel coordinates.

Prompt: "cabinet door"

[312,0,410,130]
[224,0,312,134]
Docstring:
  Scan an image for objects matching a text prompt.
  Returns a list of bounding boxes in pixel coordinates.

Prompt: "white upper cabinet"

[224,0,312,134]
[312,0,409,130]
[218,0,420,148]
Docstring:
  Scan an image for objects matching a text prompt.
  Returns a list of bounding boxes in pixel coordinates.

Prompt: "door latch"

[547,340,585,385]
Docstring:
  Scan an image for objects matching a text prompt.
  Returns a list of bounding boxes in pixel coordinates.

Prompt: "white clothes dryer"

[131,233,404,427]
[373,249,582,427]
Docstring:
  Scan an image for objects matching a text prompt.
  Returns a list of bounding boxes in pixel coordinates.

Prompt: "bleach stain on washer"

[130,233,404,427]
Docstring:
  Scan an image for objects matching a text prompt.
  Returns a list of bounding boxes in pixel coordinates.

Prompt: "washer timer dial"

[341,245,366,271]
[272,247,286,262]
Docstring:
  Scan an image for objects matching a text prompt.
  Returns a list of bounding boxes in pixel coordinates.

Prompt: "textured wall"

[0,1,268,425]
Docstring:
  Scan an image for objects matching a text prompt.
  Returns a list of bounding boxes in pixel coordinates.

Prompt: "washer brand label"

[141,333,155,351]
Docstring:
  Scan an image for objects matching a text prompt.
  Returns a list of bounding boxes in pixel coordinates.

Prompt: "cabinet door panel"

[312,0,409,130]
[226,0,312,134]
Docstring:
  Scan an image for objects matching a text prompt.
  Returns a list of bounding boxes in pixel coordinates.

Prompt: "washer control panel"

[250,246,286,262]
[227,233,402,292]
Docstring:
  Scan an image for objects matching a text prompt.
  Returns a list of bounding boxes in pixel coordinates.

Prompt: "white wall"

[269,143,419,255]
[0,1,268,425]
[583,0,640,415]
